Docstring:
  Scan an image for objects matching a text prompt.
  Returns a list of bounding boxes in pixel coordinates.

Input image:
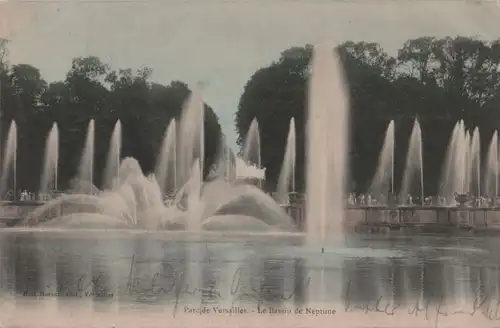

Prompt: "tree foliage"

[0,53,222,191]
[236,36,500,195]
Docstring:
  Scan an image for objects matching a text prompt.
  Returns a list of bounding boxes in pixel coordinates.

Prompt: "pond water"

[0,229,498,327]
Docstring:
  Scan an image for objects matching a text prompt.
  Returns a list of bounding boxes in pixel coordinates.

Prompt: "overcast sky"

[1,0,500,150]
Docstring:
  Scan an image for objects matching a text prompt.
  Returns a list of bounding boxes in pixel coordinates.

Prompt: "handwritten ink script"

[124,254,331,317]
[405,293,500,325]
[343,279,500,324]
[126,254,221,317]
[12,253,500,323]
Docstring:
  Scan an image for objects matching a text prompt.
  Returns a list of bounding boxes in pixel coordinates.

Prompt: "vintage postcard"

[1,0,500,327]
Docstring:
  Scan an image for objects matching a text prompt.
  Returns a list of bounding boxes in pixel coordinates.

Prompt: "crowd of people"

[1,190,62,202]
[2,189,500,209]
[345,193,500,207]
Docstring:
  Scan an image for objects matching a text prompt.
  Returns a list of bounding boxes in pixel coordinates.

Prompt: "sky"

[1,0,500,151]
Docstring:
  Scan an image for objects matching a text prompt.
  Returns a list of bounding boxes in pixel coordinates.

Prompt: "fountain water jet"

[306,43,350,244]
[155,118,177,194]
[277,117,297,204]
[103,120,122,190]
[464,131,471,194]
[485,131,499,197]
[469,127,481,196]
[40,123,59,194]
[212,135,235,181]
[369,120,395,203]
[243,118,262,168]
[400,118,424,205]
[19,60,317,235]
[178,88,204,189]
[440,120,465,201]
[0,120,17,198]
[242,118,262,187]
[450,120,470,196]
[75,119,95,195]
[186,160,203,232]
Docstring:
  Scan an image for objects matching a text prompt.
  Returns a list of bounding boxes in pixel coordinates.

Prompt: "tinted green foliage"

[236,37,500,195]
[0,48,222,191]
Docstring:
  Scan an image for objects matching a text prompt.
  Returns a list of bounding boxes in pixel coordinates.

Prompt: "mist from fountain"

[276,117,297,204]
[400,118,424,204]
[0,120,17,197]
[75,119,96,195]
[306,43,349,244]
[369,120,394,202]
[485,131,498,197]
[40,123,59,194]
[469,127,481,196]
[155,119,177,194]
[103,120,122,190]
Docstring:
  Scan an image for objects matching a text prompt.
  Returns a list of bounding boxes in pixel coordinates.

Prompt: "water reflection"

[0,231,500,313]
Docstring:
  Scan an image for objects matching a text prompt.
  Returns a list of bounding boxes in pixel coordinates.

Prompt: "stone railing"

[280,202,500,232]
[276,192,500,232]
[2,195,500,232]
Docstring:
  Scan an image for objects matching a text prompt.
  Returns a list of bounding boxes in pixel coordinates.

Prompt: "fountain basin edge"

[1,202,500,233]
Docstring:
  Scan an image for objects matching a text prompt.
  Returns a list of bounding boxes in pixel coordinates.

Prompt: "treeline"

[0,51,222,191]
[236,36,500,195]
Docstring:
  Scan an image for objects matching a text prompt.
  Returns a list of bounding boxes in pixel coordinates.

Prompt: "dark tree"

[236,36,500,196]
[0,51,222,192]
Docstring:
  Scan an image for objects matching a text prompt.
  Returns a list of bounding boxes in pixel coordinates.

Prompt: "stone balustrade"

[280,204,500,232]
[2,199,500,232]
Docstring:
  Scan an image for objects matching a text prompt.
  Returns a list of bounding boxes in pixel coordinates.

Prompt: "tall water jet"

[77,119,95,194]
[103,120,122,190]
[368,120,394,203]
[400,119,424,205]
[222,139,234,181]
[213,135,234,181]
[440,120,464,201]
[242,118,262,187]
[0,120,17,198]
[463,130,472,194]
[40,122,59,193]
[186,160,203,232]
[454,120,470,194]
[484,130,498,197]
[155,119,177,194]
[469,127,481,196]
[306,43,350,243]
[276,117,297,204]
[178,88,204,188]
[242,118,262,168]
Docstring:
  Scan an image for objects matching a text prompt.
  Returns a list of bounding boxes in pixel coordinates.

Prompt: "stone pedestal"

[454,192,474,228]
[456,210,473,228]
[454,192,470,208]
[387,193,398,207]
[288,192,302,205]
